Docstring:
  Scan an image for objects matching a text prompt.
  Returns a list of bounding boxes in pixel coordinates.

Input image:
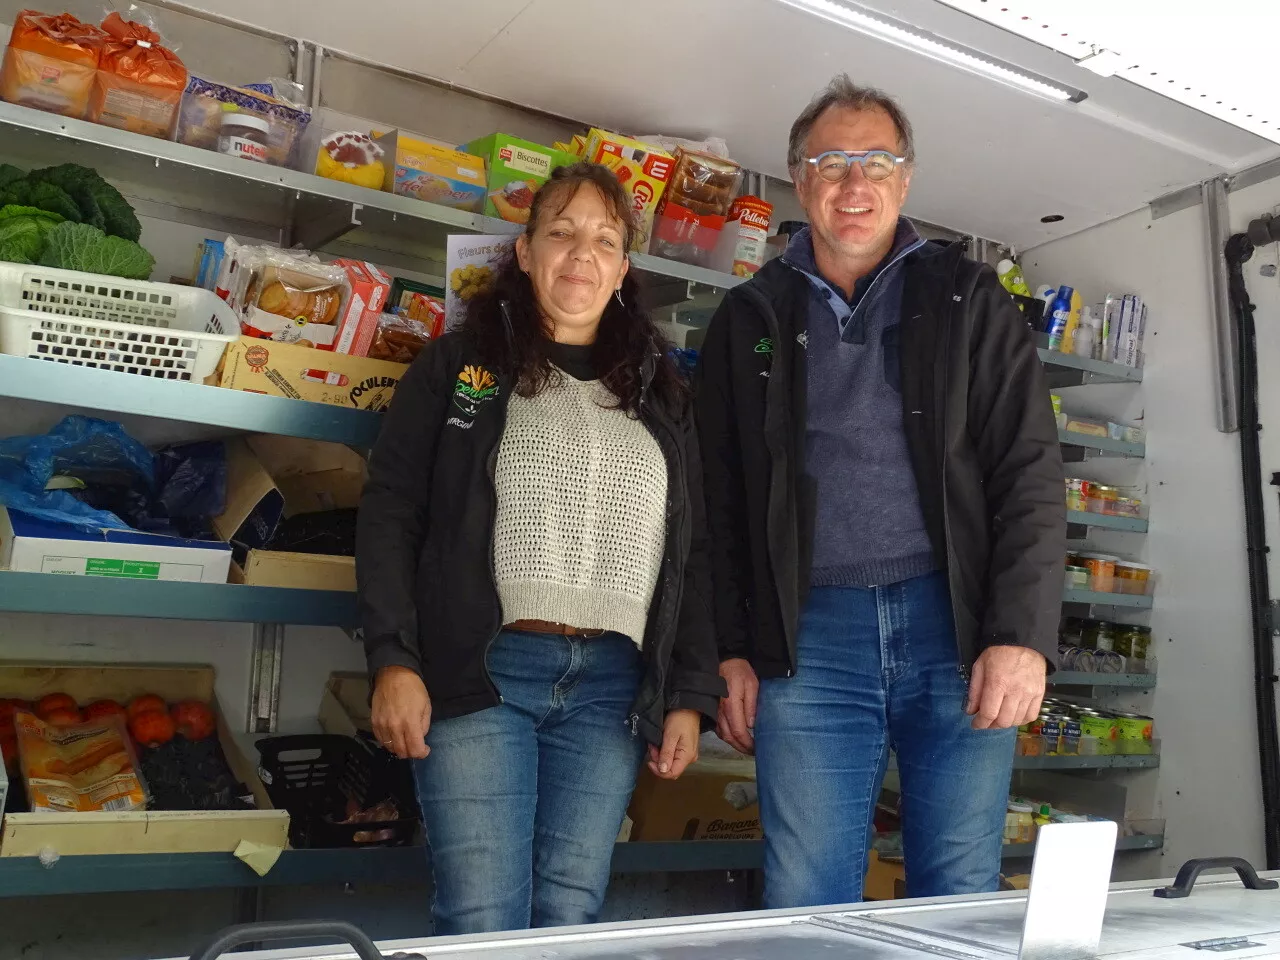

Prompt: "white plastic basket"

[0,262,239,382]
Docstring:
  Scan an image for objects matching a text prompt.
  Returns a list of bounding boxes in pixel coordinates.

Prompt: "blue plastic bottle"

[1046,285,1074,351]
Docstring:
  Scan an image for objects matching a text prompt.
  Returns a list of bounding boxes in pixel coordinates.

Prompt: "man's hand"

[966,645,1046,730]
[371,665,432,760]
[648,709,701,780]
[717,658,759,755]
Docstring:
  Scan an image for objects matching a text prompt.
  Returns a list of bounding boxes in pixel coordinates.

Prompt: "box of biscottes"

[460,133,578,224]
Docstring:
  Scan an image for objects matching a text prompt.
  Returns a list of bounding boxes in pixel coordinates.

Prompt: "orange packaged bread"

[14,708,148,812]
[0,10,106,117]
[85,10,187,138]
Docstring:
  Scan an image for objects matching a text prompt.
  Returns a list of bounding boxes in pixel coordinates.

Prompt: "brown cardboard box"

[0,662,288,857]
[627,757,760,841]
[864,851,907,900]
[212,437,364,591]
[218,336,406,411]
[318,672,372,738]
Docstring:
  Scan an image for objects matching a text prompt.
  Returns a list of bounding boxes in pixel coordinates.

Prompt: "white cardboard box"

[0,507,232,583]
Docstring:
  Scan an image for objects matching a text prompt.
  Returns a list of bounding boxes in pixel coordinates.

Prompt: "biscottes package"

[0,10,106,117]
[86,10,188,138]
[14,710,148,813]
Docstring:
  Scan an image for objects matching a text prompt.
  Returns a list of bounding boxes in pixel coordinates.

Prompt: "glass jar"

[1089,484,1120,515]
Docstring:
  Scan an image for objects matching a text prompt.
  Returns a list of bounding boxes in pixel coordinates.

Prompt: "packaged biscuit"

[386,134,487,213]
[650,148,743,268]
[582,129,674,252]
[15,709,148,813]
[460,133,578,225]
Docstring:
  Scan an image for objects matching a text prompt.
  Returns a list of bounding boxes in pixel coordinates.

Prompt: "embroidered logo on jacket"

[754,337,774,355]
[452,365,499,418]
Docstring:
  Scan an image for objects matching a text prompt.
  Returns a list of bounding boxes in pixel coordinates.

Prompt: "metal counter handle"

[1153,857,1279,899]
[189,920,385,960]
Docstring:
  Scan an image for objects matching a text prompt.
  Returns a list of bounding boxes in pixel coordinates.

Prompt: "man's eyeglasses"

[805,150,906,183]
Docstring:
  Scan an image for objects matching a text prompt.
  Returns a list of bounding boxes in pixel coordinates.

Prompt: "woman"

[356,162,724,936]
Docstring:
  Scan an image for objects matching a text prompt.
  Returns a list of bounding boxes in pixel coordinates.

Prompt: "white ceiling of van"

[183,0,1277,249]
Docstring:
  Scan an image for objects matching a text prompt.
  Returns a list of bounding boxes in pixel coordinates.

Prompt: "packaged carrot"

[14,709,149,812]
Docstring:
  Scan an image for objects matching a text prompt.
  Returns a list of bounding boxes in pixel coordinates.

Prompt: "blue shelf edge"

[1066,510,1148,534]
[0,354,383,447]
[1063,588,1155,609]
[1037,348,1143,384]
[0,571,358,626]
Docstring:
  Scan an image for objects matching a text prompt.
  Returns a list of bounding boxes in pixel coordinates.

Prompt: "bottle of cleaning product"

[1074,306,1097,358]
[1046,285,1073,351]
[997,259,1033,300]
[1034,285,1057,332]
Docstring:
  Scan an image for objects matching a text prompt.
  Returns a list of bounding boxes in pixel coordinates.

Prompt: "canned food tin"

[1079,713,1117,755]
[1114,713,1153,754]
[1065,478,1091,512]
[1060,716,1082,756]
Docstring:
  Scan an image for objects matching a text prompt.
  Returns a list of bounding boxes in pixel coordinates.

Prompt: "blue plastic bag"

[0,416,154,532]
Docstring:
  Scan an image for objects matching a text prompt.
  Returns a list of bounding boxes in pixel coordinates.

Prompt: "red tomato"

[170,701,216,741]
[35,693,77,720]
[83,700,126,722]
[127,694,167,719]
[129,710,175,747]
[42,707,83,726]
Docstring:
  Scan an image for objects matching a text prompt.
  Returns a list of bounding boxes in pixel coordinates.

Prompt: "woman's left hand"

[647,708,701,780]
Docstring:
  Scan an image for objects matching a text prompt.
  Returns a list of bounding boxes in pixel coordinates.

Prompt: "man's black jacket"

[357,332,726,747]
[694,241,1066,678]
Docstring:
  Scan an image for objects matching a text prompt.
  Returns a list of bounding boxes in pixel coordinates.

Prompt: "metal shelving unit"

[1049,671,1157,689]
[1037,348,1143,388]
[1062,588,1155,609]
[1066,509,1148,535]
[1013,754,1159,771]
[0,355,382,447]
[0,571,357,626]
[1058,429,1145,458]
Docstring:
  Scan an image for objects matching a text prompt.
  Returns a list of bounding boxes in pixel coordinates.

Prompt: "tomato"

[43,707,83,726]
[129,709,175,747]
[83,700,126,721]
[35,693,77,720]
[127,694,167,719]
[170,701,216,741]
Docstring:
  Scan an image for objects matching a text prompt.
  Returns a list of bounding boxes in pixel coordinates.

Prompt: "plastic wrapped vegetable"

[86,9,187,138]
[0,10,106,117]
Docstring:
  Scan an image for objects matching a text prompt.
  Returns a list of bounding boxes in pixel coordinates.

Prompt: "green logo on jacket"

[453,364,499,417]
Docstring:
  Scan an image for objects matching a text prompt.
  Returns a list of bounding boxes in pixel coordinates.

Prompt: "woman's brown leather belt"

[505,619,606,638]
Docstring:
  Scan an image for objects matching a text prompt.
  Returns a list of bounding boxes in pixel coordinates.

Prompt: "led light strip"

[773,0,1087,103]
[936,0,1280,146]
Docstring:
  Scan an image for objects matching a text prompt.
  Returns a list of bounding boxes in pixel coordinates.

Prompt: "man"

[695,76,1065,908]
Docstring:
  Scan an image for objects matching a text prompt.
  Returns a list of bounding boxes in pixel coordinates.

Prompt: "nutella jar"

[218,113,270,164]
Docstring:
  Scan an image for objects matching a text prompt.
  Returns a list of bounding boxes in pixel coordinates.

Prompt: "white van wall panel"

[1025,203,1266,874]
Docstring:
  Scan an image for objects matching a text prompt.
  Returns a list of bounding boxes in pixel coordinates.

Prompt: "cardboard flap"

[211,438,285,551]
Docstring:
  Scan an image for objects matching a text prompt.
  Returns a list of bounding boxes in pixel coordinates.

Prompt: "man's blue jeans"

[413,629,645,935]
[755,572,1016,908]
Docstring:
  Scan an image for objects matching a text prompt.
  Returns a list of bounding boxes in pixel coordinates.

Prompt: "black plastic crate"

[254,734,419,848]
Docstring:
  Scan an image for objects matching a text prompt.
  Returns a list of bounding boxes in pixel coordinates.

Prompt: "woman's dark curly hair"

[458,162,685,417]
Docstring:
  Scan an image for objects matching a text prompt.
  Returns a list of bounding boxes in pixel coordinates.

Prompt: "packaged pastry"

[315,131,387,189]
[175,76,311,167]
[230,245,352,349]
[15,709,148,813]
[86,10,187,138]
[369,313,435,364]
[650,148,743,267]
[0,10,106,117]
[387,133,487,213]
[329,258,392,356]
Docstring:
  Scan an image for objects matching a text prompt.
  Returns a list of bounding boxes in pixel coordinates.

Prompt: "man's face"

[795,105,912,263]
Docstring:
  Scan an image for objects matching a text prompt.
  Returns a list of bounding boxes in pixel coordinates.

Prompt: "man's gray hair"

[787,75,915,177]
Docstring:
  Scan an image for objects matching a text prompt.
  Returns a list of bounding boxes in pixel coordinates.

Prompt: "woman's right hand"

[371,665,432,760]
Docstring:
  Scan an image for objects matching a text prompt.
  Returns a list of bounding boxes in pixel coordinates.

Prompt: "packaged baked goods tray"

[0,262,238,382]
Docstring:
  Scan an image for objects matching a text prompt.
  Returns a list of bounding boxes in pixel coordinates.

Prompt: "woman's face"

[516,184,630,345]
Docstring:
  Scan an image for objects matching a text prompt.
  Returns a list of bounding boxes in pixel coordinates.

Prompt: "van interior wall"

[1023,197,1269,876]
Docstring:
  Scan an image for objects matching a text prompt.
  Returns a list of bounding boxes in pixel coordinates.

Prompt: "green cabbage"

[38,222,155,280]
[0,216,49,264]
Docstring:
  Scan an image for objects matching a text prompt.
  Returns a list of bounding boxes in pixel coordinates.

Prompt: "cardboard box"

[318,672,372,739]
[0,507,232,583]
[865,851,906,901]
[385,132,487,213]
[212,436,364,591]
[627,756,760,841]
[459,133,578,224]
[328,259,392,357]
[582,129,673,251]
[218,336,406,411]
[0,662,288,857]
